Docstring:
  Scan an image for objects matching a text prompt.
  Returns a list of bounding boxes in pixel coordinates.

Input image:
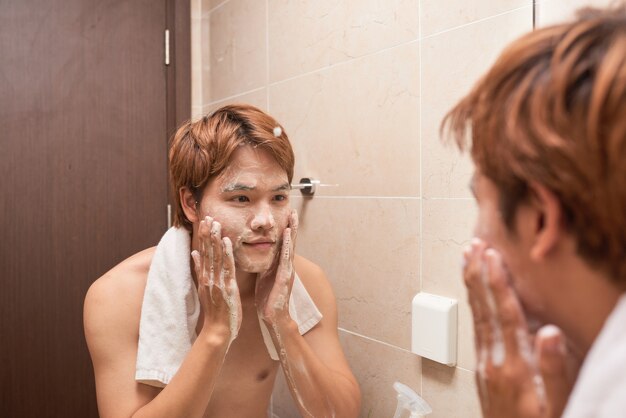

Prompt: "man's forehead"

[209,146,288,191]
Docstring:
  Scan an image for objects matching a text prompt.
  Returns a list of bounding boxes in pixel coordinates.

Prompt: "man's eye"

[274,194,288,201]
[233,196,249,203]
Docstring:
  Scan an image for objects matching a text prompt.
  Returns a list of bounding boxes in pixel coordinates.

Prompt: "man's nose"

[250,204,276,231]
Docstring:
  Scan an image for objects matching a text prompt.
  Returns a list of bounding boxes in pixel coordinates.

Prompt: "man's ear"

[528,182,563,261]
[179,187,199,224]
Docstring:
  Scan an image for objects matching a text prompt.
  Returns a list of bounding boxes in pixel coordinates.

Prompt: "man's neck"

[235,270,257,298]
[550,259,624,357]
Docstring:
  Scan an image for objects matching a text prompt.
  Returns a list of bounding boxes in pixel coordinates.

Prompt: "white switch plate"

[411,292,457,366]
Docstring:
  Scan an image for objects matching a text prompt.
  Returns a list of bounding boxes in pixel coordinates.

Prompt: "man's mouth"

[242,240,276,250]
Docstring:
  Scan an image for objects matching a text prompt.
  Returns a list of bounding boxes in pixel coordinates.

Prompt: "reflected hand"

[255,209,298,326]
[463,239,575,418]
[192,216,242,345]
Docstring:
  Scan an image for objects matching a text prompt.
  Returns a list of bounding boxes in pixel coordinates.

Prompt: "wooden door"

[0,0,189,416]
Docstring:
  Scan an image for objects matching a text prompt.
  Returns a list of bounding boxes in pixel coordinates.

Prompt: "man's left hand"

[463,238,575,418]
[255,209,298,326]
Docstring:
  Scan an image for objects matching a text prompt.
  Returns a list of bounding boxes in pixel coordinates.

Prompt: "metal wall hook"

[291,177,339,196]
[291,177,320,196]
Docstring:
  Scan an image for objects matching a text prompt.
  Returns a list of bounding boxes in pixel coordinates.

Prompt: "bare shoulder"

[84,248,165,415]
[84,247,156,348]
[294,254,336,316]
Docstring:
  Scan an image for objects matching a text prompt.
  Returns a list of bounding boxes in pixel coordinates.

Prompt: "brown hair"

[169,104,295,231]
[441,5,626,282]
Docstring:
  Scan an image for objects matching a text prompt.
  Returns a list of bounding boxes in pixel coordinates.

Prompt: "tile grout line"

[421,4,532,40]
[266,38,420,89]
[262,4,270,412]
[208,0,231,15]
[266,0,270,110]
[201,87,267,110]
[418,0,424,398]
[289,195,422,200]
[339,329,476,373]
[288,195,473,200]
[339,328,415,354]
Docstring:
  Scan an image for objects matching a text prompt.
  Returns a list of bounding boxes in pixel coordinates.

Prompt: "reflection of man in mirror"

[84,104,360,417]
[442,5,626,418]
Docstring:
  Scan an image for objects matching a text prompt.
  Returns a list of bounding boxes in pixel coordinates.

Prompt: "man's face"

[471,170,546,322]
[197,145,291,273]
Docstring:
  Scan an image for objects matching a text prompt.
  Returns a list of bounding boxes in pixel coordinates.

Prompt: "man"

[84,104,361,417]
[441,5,626,418]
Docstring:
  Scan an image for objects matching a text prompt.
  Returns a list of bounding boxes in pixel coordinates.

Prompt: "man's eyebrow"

[273,182,291,192]
[221,183,255,193]
[220,182,290,193]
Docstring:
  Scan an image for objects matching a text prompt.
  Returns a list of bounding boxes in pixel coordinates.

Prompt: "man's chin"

[237,264,273,274]
[235,247,277,273]
[234,254,276,274]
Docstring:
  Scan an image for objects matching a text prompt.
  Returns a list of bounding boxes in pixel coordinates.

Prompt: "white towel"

[135,227,323,388]
[562,293,626,418]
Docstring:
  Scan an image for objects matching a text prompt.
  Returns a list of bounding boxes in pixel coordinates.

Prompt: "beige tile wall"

[268,0,420,83]
[535,0,616,27]
[421,6,532,199]
[270,42,420,198]
[291,196,420,351]
[191,1,541,417]
[420,0,528,36]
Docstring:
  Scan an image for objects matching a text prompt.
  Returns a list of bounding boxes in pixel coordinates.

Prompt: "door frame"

[167,0,191,138]
[166,0,191,221]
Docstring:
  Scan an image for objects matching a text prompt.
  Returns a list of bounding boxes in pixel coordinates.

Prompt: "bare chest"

[199,304,281,417]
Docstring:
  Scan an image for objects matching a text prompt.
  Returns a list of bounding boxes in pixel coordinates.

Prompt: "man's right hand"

[192,216,242,346]
[463,239,575,418]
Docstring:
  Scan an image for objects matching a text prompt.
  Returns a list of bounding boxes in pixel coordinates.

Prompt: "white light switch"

[411,292,457,366]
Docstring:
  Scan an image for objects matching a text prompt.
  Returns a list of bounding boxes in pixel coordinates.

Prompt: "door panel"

[0,1,181,416]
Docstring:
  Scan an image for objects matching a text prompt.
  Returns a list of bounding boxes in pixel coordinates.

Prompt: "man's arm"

[255,211,360,417]
[84,272,231,418]
[84,221,240,418]
[279,255,361,418]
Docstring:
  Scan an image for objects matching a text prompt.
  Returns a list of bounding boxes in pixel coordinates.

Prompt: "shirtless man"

[84,104,361,417]
[441,5,626,418]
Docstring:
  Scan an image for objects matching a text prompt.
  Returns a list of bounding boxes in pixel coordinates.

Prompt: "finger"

[192,250,211,307]
[198,219,207,280]
[222,237,237,301]
[279,227,294,283]
[289,209,299,248]
[222,237,235,287]
[535,325,571,417]
[196,218,211,286]
[475,353,491,417]
[224,239,242,308]
[210,221,224,288]
[485,248,528,356]
[199,216,213,284]
[205,218,217,285]
[463,239,492,354]
[191,250,205,285]
[288,223,297,298]
[201,217,219,303]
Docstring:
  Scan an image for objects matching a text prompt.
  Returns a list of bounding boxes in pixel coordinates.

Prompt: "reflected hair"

[441,5,626,282]
[168,104,295,231]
